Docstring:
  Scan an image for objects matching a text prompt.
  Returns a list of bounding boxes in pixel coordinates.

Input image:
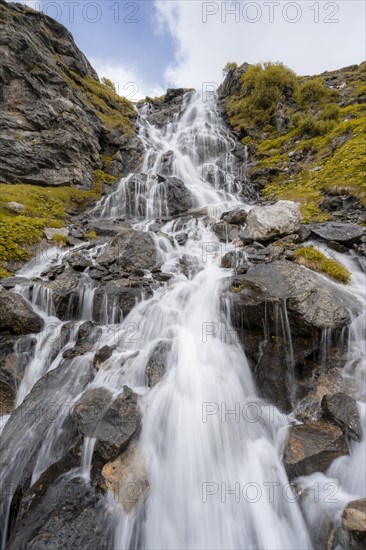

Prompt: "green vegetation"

[0,168,116,277]
[224,62,366,222]
[101,77,117,93]
[52,234,68,246]
[84,230,97,240]
[58,64,136,134]
[293,246,351,283]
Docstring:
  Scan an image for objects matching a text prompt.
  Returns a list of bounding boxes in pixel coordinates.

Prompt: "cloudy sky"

[21,1,365,100]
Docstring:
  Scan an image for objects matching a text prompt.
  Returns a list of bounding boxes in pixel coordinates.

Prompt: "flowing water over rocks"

[0,92,365,549]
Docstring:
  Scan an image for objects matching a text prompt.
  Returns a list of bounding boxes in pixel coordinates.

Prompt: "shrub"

[295,78,339,108]
[294,246,351,283]
[293,114,335,137]
[101,77,117,93]
[223,62,238,75]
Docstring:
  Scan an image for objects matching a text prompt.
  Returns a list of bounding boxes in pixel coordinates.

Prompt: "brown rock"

[342,499,366,545]
[284,420,348,479]
[102,441,149,514]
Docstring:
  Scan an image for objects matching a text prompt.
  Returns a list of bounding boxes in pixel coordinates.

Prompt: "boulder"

[161,176,195,216]
[93,345,115,370]
[92,281,147,324]
[212,221,239,243]
[7,468,110,550]
[5,201,25,213]
[73,386,142,462]
[243,201,302,242]
[220,249,250,273]
[284,420,348,479]
[48,269,81,320]
[309,222,363,247]
[98,228,161,272]
[221,208,248,225]
[101,441,149,514]
[321,393,362,442]
[0,292,44,334]
[145,340,172,387]
[342,499,366,546]
[225,261,361,409]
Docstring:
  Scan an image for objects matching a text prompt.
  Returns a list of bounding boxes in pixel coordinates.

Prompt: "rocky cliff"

[0,0,139,188]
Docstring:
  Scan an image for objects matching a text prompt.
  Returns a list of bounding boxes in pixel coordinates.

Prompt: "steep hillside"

[0,0,142,276]
[219,61,366,223]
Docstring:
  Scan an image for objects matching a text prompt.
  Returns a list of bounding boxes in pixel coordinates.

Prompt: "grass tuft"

[293,246,351,283]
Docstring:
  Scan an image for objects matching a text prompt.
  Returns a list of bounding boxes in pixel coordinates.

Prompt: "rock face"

[0,0,136,187]
[321,393,362,442]
[92,281,144,324]
[145,340,172,387]
[342,499,366,546]
[73,386,142,462]
[310,222,363,247]
[98,228,161,272]
[242,201,302,242]
[161,176,195,216]
[0,291,44,334]
[283,420,348,479]
[226,261,361,409]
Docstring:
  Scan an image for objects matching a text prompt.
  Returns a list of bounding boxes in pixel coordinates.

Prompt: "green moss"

[52,234,67,246]
[0,170,116,276]
[293,246,351,284]
[84,230,97,240]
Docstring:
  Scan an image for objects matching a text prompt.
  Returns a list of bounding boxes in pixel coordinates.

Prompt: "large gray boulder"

[73,386,142,462]
[226,261,361,409]
[0,291,44,334]
[98,228,161,272]
[309,222,363,247]
[161,176,195,216]
[243,200,302,242]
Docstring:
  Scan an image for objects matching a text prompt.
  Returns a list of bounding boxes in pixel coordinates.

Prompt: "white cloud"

[154,0,366,90]
[89,57,165,101]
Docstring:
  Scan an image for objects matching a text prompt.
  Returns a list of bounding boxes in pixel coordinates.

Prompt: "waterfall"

[0,91,364,549]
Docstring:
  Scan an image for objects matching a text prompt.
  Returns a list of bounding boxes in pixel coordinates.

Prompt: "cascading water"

[0,91,364,549]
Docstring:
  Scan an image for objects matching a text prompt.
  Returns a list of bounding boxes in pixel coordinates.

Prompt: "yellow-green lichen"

[293,246,351,284]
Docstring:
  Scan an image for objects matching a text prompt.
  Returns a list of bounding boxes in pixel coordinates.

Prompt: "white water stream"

[0,92,364,549]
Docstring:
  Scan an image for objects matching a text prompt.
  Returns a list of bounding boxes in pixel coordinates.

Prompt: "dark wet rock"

[284,420,348,479]
[212,221,239,243]
[145,88,193,129]
[92,280,148,324]
[0,358,94,525]
[220,249,250,273]
[48,269,81,320]
[0,292,44,335]
[145,340,172,387]
[73,386,142,462]
[297,225,312,242]
[161,176,195,216]
[66,252,92,272]
[157,150,174,177]
[175,232,189,246]
[309,222,363,247]
[88,220,129,237]
[321,393,362,442]
[93,345,115,370]
[0,277,32,290]
[98,228,161,273]
[241,201,302,242]
[0,353,22,414]
[225,261,361,409]
[342,499,366,546]
[221,208,248,225]
[7,469,110,550]
[231,261,360,331]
